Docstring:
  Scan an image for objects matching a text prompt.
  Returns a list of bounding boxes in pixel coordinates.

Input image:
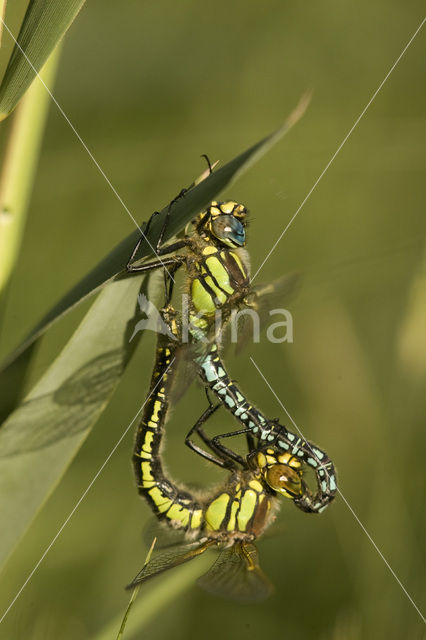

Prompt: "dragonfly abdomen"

[133,313,205,532]
[198,343,271,435]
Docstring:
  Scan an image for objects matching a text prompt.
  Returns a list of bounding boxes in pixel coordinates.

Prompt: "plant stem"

[94,554,212,640]
[0,1,7,46]
[0,44,61,301]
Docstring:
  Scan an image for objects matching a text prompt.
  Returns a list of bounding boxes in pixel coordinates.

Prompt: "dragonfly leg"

[127,153,215,272]
[200,154,213,175]
[163,262,182,306]
[137,185,188,259]
[211,428,252,466]
[198,427,246,468]
[186,392,247,469]
[196,392,248,466]
[126,209,164,269]
[245,432,256,454]
[185,403,236,469]
[126,188,192,273]
[153,188,187,254]
[126,242,188,272]
[155,153,213,254]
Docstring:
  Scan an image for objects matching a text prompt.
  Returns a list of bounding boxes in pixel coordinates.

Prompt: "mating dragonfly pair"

[125,184,337,600]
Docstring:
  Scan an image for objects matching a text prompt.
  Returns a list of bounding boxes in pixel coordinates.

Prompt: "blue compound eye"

[211,215,246,247]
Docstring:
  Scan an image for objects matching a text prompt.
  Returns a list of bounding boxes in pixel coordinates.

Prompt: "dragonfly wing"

[222,272,299,355]
[197,542,273,602]
[167,341,201,406]
[142,517,190,550]
[167,335,224,406]
[166,273,299,402]
[127,539,213,589]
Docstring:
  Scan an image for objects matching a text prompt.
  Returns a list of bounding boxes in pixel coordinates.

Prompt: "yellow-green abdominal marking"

[127,193,336,597]
[134,306,278,541]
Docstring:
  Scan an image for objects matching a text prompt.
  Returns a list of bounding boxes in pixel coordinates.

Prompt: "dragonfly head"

[249,449,304,499]
[264,463,303,499]
[196,200,248,248]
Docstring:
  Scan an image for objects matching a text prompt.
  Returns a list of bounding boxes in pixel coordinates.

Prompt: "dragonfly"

[193,342,337,512]
[127,196,250,342]
[131,304,311,601]
[127,185,337,512]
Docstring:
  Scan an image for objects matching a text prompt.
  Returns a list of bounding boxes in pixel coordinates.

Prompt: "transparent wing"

[142,517,188,550]
[127,539,213,589]
[169,271,300,404]
[249,272,299,317]
[167,340,201,407]
[232,272,299,355]
[197,542,273,602]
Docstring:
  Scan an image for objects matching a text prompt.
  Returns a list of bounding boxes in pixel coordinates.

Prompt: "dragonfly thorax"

[203,469,278,539]
[187,238,251,333]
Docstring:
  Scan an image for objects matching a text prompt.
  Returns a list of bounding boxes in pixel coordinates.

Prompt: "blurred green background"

[0,1,425,639]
